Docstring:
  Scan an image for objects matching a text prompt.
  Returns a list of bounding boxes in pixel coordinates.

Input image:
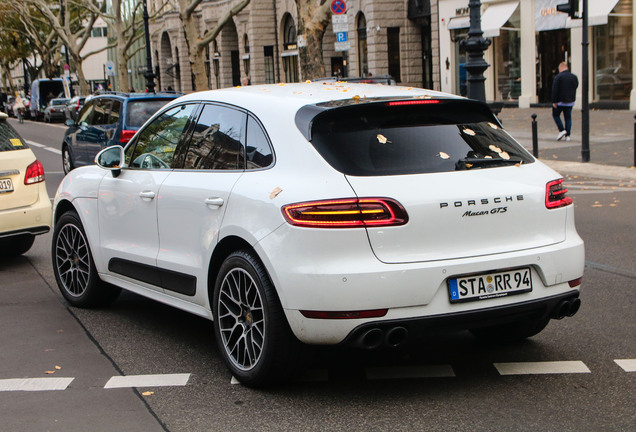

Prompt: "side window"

[183,104,246,170]
[127,104,196,170]
[109,99,121,125]
[246,116,274,169]
[77,101,94,125]
[92,99,111,125]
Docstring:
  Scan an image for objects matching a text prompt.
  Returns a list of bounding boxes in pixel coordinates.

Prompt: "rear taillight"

[546,179,573,209]
[282,198,408,228]
[24,160,45,185]
[300,309,388,319]
[387,99,440,106]
[120,130,136,144]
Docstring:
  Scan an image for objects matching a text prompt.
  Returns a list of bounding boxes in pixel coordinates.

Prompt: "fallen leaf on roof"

[500,151,511,160]
[377,134,391,144]
[439,152,450,159]
[463,128,476,136]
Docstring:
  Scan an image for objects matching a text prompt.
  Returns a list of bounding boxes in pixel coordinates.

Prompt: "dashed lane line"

[0,377,74,392]
[494,361,591,376]
[104,373,191,389]
[25,140,61,155]
[614,359,636,372]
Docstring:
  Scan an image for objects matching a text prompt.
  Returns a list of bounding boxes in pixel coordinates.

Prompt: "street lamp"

[460,0,491,102]
[142,0,156,93]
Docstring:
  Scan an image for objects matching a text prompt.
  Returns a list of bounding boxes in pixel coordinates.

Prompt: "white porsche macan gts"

[51,83,584,386]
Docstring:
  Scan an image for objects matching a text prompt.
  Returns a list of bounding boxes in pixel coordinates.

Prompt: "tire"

[213,250,299,387]
[470,316,550,344]
[62,146,74,174]
[52,211,120,307]
[0,235,35,257]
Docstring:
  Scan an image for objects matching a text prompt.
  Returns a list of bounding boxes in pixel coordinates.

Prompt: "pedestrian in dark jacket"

[551,62,579,141]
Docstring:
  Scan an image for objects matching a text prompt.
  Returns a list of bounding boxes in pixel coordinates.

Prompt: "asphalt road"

[1,118,634,431]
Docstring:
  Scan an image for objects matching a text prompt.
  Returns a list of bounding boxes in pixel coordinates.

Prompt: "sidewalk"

[497,107,636,181]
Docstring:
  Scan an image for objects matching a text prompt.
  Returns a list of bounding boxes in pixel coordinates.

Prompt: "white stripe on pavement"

[614,359,636,372]
[44,147,62,155]
[366,365,455,380]
[494,361,591,376]
[0,377,74,392]
[104,373,190,389]
[25,140,61,155]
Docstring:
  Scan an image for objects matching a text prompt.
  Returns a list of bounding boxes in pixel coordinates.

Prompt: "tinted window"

[126,99,174,128]
[308,100,534,176]
[92,98,112,125]
[0,121,28,152]
[183,104,245,170]
[77,101,94,125]
[128,104,196,169]
[109,100,121,124]
[246,116,273,169]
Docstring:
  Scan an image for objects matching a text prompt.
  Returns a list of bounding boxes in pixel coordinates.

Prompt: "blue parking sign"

[336,32,348,43]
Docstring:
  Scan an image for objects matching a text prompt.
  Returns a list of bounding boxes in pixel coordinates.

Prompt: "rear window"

[0,121,28,152]
[306,100,534,176]
[126,99,174,128]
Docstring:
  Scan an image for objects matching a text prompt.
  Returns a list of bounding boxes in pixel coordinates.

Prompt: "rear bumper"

[341,291,579,348]
[0,194,52,239]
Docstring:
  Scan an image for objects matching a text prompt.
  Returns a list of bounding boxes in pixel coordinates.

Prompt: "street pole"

[581,0,590,162]
[142,0,156,93]
[460,0,491,102]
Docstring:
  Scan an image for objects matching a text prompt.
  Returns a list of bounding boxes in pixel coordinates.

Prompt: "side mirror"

[96,145,124,177]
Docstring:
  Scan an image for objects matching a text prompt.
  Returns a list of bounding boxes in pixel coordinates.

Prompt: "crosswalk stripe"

[494,361,591,375]
[104,373,190,389]
[614,359,636,372]
[0,377,74,392]
[366,365,455,380]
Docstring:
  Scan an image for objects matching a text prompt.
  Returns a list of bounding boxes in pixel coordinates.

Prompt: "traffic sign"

[334,41,350,52]
[332,23,348,33]
[332,14,348,24]
[336,32,348,43]
[330,0,346,15]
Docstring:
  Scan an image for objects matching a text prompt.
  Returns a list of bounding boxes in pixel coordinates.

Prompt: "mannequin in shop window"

[551,62,578,142]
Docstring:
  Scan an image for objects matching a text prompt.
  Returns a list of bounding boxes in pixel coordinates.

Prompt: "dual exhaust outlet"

[356,326,409,349]
[552,297,581,320]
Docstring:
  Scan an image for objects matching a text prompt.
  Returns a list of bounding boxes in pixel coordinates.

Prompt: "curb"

[540,160,636,181]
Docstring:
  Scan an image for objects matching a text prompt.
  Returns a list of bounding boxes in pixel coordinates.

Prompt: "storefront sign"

[535,0,568,31]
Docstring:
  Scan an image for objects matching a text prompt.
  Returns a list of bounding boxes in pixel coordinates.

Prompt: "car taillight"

[546,178,573,209]
[120,130,136,144]
[300,309,388,319]
[282,198,408,228]
[24,160,45,185]
[386,99,440,106]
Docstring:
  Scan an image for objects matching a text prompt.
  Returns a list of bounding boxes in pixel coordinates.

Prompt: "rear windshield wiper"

[455,157,523,170]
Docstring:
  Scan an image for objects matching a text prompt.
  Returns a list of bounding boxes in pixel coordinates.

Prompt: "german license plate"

[0,178,14,194]
[448,267,532,303]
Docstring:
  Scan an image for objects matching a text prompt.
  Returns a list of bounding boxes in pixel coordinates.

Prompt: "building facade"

[439,0,635,108]
[148,0,440,92]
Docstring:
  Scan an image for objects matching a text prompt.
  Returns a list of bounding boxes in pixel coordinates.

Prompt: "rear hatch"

[303,98,569,264]
[0,125,38,211]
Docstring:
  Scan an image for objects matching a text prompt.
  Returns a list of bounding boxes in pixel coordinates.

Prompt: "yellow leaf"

[377,134,391,144]
[142,391,154,396]
[466,163,473,168]
[500,151,511,160]
[439,152,450,159]
[45,371,55,374]
[269,187,282,200]
[55,366,62,370]
[463,128,476,136]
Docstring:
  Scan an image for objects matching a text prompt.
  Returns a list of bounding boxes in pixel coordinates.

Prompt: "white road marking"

[0,377,74,392]
[230,376,240,385]
[25,140,61,155]
[494,361,591,375]
[614,359,636,372]
[366,365,455,380]
[44,147,62,155]
[104,373,190,389]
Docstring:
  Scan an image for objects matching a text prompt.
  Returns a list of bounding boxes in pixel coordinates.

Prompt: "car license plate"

[0,178,14,194]
[448,267,532,303]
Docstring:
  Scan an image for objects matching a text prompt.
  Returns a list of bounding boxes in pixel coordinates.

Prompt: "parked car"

[61,91,180,174]
[44,98,70,123]
[0,112,51,257]
[51,83,584,386]
[64,96,86,121]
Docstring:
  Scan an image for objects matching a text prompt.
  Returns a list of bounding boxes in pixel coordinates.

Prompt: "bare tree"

[296,0,331,80]
[170,0,250,91]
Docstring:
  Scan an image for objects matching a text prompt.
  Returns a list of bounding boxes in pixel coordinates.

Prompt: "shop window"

[594,9,632,101]
[387,27,401,83]
[282,14,299,83]
[357,13,368,77]
[264,46,275,84]
[494,26,521,100]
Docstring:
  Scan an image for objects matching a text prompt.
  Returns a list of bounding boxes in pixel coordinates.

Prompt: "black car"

[62,92,180,174]
[64,96,86,121]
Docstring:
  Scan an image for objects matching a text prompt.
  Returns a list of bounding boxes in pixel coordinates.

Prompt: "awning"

[482,1,519,37]
[568,0,621,27]
[447,16,470,31]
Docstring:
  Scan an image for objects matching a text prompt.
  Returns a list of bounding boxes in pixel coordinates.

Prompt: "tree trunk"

[297,0,331,81]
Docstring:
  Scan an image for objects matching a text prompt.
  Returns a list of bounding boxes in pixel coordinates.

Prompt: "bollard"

[531,114,538,158]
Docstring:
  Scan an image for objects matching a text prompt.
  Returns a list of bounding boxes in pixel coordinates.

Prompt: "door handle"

[139,191,156,201]
[205,197,224,208]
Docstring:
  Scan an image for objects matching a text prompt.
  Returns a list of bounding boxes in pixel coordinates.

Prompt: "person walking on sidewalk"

[551,62,578,141]
[13,94,25,124]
